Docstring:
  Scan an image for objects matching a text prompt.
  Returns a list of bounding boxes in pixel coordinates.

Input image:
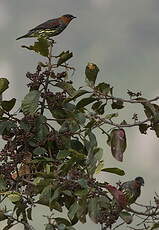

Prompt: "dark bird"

[119,176,144,205]
[16,14,76,40]
[106,177,144,209]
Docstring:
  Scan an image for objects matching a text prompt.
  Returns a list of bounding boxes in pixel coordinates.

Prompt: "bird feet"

[48,38,56,46]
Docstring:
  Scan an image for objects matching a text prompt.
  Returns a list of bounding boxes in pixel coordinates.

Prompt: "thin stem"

[99,117,151,128]
[93,88,159,104]
[41,40,54,115]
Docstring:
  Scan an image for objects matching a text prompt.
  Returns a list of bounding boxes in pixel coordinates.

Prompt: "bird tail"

[16,34,28,40]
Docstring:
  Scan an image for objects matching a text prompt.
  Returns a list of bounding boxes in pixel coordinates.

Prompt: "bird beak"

[141,182,144,186]
[73,16,76,19]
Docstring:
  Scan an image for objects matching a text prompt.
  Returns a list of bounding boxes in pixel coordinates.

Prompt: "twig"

[96,116,151,129]
[41,40,54,115]
[94,89,159,104]
[126,207,159,217]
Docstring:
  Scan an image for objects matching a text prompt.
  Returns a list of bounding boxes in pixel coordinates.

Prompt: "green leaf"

[87,147,103,177]
[66,227,76,230]
[75,189,88,197]
[62,190,73,196]
[85,119,96,129]
[76,97,96,110]
[39,184,54,206]
[0,108,4,118]
[57,150,70,159]
[57,51,73,66]
[85,63,99,86]
[94,147,103,161]
[74,112,86,125]
[92,101,102,111]
[105,113,118,120]
[0,121,9,135]
[33,147,47,155]
[2,225,14,230]
[139,99,157,118]
[70,140,84,152]
[19,120,31,132]
[27,208,32,221]
[57,224,66,230]
[55,82,76,97]
[60,135,71,149]
[119,212,133,224]
[45,224,54,230]
[95,160,104,174]
[36,114,47,124]
[68,201,79,221]
[50,108,70,125]
[45,164,51,174]
[110,129,127,162]
[8,192,21,203]
[88,131,97,149]
[16,204,24,219]
[55,218,71,226]
[97,103,106,115]
[64,103,75,112]
[0,176,6,191]
[139,123,148,134]
[92,101,106,115]
[153,123,159,138]
[59,120,79,133]
[0,210,7,221]
[0,120,17,135]
[101,167,125,176]
[77,178,88,189]
[1,98,16,112]
[22,38,49,57]
[50,187,61,203]
[69,149,86,160]
[151,223,159,230]
[84,129,97,155]
[21,90,40,115]
[65,89,90,103]
[95,82,111,94]
[36,123,49,141]
[0,78,9,94]
[97,196,110,208]
[58,161,73,175]
[49,200,62,212]
[77,199,87,223]
[111,100,124,109]
[88,198,100,223]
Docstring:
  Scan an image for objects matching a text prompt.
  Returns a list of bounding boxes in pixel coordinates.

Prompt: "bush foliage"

[0,38,159,230]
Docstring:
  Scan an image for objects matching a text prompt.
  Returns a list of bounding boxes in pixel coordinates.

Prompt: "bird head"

[135,177,144,187]
[61,14,76,23]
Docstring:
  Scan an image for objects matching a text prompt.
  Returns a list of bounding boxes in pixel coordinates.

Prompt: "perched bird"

[119,177,144,205]
[106,177,144,209]
[16,14,76,40]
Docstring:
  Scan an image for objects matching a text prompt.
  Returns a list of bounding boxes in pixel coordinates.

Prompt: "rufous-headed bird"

[16,14,76,40]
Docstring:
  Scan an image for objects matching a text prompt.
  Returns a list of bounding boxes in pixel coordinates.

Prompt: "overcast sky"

[1,0,159,229]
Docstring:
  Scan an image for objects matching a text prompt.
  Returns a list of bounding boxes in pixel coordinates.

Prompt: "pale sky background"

[1,0,159,229]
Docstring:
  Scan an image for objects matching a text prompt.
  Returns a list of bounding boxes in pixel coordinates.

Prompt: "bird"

[105,177,144,209]
[119,176,144,205]
[16,14,76,40]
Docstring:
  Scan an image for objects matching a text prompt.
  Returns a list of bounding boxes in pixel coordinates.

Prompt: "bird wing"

[119,181,129,191]
[29,18,60,32]
[119,180,140,204]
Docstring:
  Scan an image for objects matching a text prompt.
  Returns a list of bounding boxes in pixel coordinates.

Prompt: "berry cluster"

[96,208,121,228]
